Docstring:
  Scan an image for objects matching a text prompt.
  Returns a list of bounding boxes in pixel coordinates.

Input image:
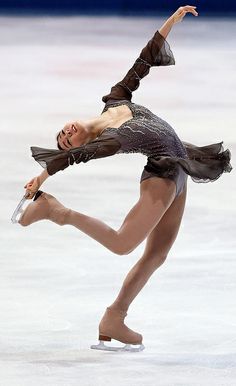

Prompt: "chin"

[72,139,85,148]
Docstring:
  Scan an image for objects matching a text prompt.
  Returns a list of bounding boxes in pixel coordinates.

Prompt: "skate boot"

[18,191,68,226]
[91,307,145,352]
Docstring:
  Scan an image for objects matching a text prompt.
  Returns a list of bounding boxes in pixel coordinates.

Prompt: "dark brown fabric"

[31,134,121,176]
[144,141,232,183]
[102,30,175,103]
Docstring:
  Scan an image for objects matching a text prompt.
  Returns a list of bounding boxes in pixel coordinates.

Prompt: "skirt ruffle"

[144,141,232,183]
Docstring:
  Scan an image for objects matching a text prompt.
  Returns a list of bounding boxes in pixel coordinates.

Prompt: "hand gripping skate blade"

[90,340,145,352]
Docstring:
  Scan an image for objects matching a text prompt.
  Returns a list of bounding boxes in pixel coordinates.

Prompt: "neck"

[83,114,113,142]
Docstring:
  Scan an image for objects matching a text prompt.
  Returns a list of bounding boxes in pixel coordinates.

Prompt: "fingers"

[25,191,33,199]
[25,187,38,199]
[24,183,33,191]
[24,177,40,199]
[25,191,35,200]
[25,188,37,199]
[180,5,197,10]
[175,6,198,23]
[179,5,198,16]
[188,9,198,16]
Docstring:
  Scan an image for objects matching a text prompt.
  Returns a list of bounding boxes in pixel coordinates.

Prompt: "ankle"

[61,208,71,225]
[58,207,71,226]
[49,206,71,226]
[108,303,129,314]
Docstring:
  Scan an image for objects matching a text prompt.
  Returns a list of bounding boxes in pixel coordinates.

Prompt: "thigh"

[143,181,187,259]
[117,177,176,253]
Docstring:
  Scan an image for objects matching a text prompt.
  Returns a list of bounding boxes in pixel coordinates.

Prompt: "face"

[57,121,85,150]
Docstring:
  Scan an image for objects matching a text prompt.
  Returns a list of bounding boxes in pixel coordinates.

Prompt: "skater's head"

[56,120,89,150]
[57,114,108,150]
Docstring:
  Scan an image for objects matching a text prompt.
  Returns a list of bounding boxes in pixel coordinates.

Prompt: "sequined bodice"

[101,100,188,159]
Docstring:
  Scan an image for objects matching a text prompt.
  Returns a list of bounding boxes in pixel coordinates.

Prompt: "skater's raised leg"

[65,177,176,254]
[20,177,176,255]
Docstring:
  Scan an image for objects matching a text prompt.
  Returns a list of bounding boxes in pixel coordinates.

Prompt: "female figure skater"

[18,5,232,351]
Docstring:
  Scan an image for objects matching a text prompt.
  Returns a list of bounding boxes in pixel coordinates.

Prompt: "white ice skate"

[91,336,145,352]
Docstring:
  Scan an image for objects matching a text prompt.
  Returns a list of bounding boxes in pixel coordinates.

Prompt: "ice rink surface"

[0,14,236,386]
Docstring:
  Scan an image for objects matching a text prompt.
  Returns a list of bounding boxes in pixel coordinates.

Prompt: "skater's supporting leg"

[109,183,187,311]
[64,177,176,255]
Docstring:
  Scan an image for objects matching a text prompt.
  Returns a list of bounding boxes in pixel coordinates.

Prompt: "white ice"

[0,15,236,386]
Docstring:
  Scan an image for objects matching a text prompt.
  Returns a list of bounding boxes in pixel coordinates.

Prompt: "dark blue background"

[0,0,235,15]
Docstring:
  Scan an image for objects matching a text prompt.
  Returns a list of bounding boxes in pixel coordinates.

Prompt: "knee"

[112,244,135,256]
[143,253,168,268]
[157,254,168,267]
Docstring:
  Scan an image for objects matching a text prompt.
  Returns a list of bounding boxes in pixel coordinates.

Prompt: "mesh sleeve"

[102,30,175,103]
[31,135,121,176]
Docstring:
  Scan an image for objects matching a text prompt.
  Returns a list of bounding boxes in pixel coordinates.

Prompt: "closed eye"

[58,130,71,149]
[62,130,72,147]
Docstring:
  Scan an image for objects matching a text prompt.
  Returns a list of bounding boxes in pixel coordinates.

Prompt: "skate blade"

[90,340,145,352]
[11,195,28,224]
[11,190,43,224]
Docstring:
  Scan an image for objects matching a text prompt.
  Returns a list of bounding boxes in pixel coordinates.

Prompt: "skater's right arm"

[29,133,122,177]
[25,136,120,197]
[24,169,49,199]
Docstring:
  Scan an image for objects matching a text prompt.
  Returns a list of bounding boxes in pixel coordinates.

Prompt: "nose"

[65,126,73,136]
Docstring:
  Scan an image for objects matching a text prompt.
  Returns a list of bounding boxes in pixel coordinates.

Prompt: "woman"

[18,5,232,351]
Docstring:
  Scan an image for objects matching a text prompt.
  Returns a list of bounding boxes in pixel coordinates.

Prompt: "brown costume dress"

[30,30,232,197]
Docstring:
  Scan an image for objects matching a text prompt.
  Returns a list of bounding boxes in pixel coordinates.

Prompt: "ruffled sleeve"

[31,134,121,176]
[102,30,175,103]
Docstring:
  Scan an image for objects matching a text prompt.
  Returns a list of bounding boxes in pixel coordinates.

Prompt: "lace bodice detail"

[101,100,188,160]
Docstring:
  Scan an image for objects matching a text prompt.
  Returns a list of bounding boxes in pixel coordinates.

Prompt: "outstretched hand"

[159,5,198,39]
[24,176,41,199]
[24,169,50,199]
[171,5,198,24]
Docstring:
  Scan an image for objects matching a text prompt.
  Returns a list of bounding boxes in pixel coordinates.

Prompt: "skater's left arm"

[159,5,198,39]
[102,5,198,103]
[102,30,175,104]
